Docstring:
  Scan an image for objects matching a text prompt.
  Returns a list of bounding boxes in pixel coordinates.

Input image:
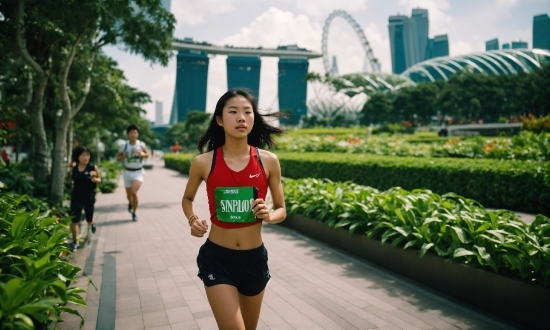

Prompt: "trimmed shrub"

[276,152,550,216]
[164,152,550,215]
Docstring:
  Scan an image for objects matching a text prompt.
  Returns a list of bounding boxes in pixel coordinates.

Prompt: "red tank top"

[207,146,268,229]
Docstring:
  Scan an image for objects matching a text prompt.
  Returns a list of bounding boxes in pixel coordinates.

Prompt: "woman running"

[182,88,286,330]
[69,146,100,252]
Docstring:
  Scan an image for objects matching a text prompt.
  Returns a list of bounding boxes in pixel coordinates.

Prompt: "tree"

[360,92,392,125]
[163,111,210,151]
[7,0,175,203]
[1,0,58,185]
[72,53,158,159]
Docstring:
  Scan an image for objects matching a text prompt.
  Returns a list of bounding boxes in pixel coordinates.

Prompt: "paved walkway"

[60,157,519,330]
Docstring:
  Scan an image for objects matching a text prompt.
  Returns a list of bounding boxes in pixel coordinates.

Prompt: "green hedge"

[164,153,195,174]
[164,152,550,215]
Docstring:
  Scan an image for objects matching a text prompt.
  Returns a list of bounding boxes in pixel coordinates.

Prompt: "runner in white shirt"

[116,124,149,221]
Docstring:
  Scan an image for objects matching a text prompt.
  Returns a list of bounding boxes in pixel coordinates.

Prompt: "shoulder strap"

[255,147,264,170]
[207,147,217,179]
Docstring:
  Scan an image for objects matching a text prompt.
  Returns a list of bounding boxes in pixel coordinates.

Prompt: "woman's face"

[78,151,91,165]
[216,96,254,138]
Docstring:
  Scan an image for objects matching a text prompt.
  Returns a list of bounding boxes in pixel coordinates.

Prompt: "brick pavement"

[60,156,518,330]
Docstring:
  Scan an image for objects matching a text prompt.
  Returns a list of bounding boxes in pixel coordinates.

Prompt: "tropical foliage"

[0,192,85,329]
[283,178,550,287]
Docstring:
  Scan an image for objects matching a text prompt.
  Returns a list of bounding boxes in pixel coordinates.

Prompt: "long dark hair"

[197,88,285,152]
[72,146,92,163]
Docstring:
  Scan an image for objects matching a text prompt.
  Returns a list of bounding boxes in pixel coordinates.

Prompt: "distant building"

[511,41,528,49]
[278,58,309,126]
[155,101,163,126]
[502,43,510,49]
[161,0,171,11]
[170,50,209,124]
[425,34,449,60]
[411,8,429,62]
[226,56,261,102]
[388,15,419,74]
[486,38,499,51]
[331,55,339,75]
[432,34,449,57]
[533,14,550,50]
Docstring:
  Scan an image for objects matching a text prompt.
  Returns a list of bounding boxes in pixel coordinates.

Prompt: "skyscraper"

[502,43,510,49]
[432,34,449,57]
[278,57,309,126]
[511,41,528,49]
[486,38,499,51]
[155,101,163,126]
[533,14,550,50]
[170,50,209,124]
[226,56,261,102]
[424,35,449,60]
[411,8,429,62]
[388,15,419,74]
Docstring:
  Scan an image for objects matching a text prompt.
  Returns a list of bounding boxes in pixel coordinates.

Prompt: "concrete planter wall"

[282,214,550,329]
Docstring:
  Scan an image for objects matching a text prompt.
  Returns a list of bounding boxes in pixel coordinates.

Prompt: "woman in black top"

[69,146,101,252]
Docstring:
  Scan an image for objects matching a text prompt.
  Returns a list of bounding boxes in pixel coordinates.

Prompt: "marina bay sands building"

[170,39,321,126]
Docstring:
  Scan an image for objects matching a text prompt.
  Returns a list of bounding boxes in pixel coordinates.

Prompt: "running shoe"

[128,203,132,213]
[91,223,96,234]
[132,213,137,222]
[70,242,79,252]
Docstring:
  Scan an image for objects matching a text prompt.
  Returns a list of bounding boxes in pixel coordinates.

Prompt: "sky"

[103,0,550,123]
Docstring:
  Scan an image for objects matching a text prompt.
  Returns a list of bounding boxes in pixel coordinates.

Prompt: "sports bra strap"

[255,147,264,170]
[208,147,217,179]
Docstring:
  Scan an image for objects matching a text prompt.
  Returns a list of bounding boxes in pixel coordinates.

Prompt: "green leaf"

[403,240,417,250]
[450,226,468,244]
[394,208,406,225]
[37,232,48,250]
[419,243,434,258]
[49,281,67,300]
[474,245,491,262]
[11,281,41,310]
[34,252,51,270]
[393,226,412,238]
[453,248,477,258]
[14,313,34,327]
[11,213,31,238]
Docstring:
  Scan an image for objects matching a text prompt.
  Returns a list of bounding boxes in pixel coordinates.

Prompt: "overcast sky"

[103,0,550,123]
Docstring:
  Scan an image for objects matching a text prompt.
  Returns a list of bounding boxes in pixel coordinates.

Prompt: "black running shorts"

[70,198,95,223]
[197,239,271,296]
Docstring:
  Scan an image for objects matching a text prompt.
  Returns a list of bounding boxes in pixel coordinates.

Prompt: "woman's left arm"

[254,151,286,224]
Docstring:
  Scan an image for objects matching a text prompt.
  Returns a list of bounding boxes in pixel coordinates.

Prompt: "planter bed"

[281,213,550,330]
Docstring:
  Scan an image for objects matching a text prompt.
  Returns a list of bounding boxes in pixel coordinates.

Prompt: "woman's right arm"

[182,156,209,237]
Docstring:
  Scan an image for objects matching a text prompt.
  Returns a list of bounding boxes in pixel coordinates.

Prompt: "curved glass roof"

[400,48,550,83]
[330,49,550,94]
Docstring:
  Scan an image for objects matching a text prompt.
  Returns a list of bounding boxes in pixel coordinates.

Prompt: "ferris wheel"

[321,10,381,75]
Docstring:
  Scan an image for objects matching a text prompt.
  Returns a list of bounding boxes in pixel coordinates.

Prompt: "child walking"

[182,88,287,330]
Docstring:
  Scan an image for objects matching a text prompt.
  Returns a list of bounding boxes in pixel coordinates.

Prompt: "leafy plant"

[0,193,85,328]
[283,178,550,287]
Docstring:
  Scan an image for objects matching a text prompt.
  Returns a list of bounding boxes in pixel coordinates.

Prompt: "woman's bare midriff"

[207,222,263,250]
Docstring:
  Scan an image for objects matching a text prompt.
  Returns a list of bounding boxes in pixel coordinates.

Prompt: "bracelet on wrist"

[188,214,199,226]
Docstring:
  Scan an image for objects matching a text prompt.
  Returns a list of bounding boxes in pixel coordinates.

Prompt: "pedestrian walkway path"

[60,157,519,330]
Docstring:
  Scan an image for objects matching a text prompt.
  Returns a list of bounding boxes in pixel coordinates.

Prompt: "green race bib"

[215,186,258,223]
